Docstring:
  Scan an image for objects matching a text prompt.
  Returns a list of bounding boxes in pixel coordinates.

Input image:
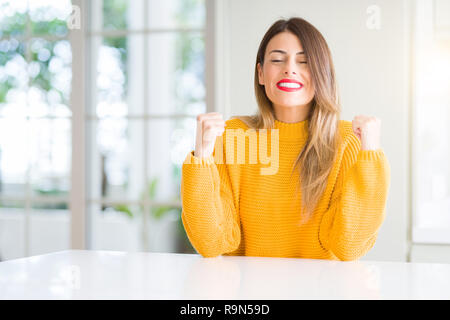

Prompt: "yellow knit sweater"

[181,118,390,261]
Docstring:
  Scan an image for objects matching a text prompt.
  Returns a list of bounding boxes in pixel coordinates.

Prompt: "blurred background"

[0,0,449,264]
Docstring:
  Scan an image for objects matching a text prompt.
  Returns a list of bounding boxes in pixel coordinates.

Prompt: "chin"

[276,100,309,108]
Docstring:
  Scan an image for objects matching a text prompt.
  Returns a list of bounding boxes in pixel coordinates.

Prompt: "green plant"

[144,178,173,220]
[114,177,173,219]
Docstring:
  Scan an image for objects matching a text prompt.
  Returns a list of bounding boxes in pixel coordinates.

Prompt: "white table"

[0,250,449,299]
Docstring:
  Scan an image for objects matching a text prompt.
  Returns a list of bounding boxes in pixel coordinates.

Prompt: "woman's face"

[257,31,315,110]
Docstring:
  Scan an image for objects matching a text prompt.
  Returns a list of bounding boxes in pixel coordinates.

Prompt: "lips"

[276,78,304,92]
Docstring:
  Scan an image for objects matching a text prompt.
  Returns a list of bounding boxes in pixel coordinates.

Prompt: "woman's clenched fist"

[352,115,381,151]
[194,112,226,158]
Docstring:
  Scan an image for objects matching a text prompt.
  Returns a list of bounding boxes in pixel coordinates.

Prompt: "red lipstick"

[276,78,304,92]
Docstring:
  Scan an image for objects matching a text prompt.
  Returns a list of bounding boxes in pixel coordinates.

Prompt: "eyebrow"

[269,50,304,55]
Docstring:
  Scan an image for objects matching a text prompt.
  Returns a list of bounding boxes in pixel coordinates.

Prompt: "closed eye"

[271,60,307,64]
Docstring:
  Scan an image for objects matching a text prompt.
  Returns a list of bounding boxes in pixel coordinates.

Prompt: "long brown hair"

[233,17,341,221]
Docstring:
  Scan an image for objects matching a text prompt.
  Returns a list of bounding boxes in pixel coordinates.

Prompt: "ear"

[257,62,264,85]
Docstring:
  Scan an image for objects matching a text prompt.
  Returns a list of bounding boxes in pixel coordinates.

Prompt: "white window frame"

[70,0,87,250]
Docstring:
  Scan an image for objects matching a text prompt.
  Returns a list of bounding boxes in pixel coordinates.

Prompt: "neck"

[273,103,311,123]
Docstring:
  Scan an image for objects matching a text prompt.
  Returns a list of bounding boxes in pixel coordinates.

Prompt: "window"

[412,0,450,244]
[85,0,205,253]
[0,0,73,260]
[0,0,206,261]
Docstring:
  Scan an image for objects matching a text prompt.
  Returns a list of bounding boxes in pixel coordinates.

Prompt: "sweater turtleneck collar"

[273,118,309,140]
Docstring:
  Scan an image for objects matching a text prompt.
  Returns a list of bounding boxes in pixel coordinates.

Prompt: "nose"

[283,62,297,75]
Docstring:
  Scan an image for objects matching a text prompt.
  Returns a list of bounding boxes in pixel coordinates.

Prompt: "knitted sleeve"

[180,134,241,258]
[318,133,391,261]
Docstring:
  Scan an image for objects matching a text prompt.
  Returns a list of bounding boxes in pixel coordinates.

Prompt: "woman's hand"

[352,115,381,151]
[194,112,226,158]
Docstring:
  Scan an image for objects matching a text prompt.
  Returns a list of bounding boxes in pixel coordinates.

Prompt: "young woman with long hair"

[181,17,390,261]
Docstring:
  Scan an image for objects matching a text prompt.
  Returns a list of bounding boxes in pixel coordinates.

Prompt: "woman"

[181,17,390,261]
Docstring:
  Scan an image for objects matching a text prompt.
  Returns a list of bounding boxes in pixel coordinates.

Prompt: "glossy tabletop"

[1,250,450,299]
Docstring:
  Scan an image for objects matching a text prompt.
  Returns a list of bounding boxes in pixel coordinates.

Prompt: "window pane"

[89,203,142,251]
[147,117,196,203]
[29,0,72,37]
[90,0,204,31]
[88,118,145,201]
[0,38,27,117]
[89,0,145,31]
[29,203,70,256]
[93,35,145,116]
[89,203,189,253]
[102,0,128,30]
[29,119,71,199]
[147,32,205,115]
[0,118,29,198]
[0,201,25,261]
[29,38,72,117]
[0,0,27,37]
[147,206,181,253]
[147,0,205,29]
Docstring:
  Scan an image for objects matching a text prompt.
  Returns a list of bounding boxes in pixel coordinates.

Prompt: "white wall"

[213,0,410,261]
